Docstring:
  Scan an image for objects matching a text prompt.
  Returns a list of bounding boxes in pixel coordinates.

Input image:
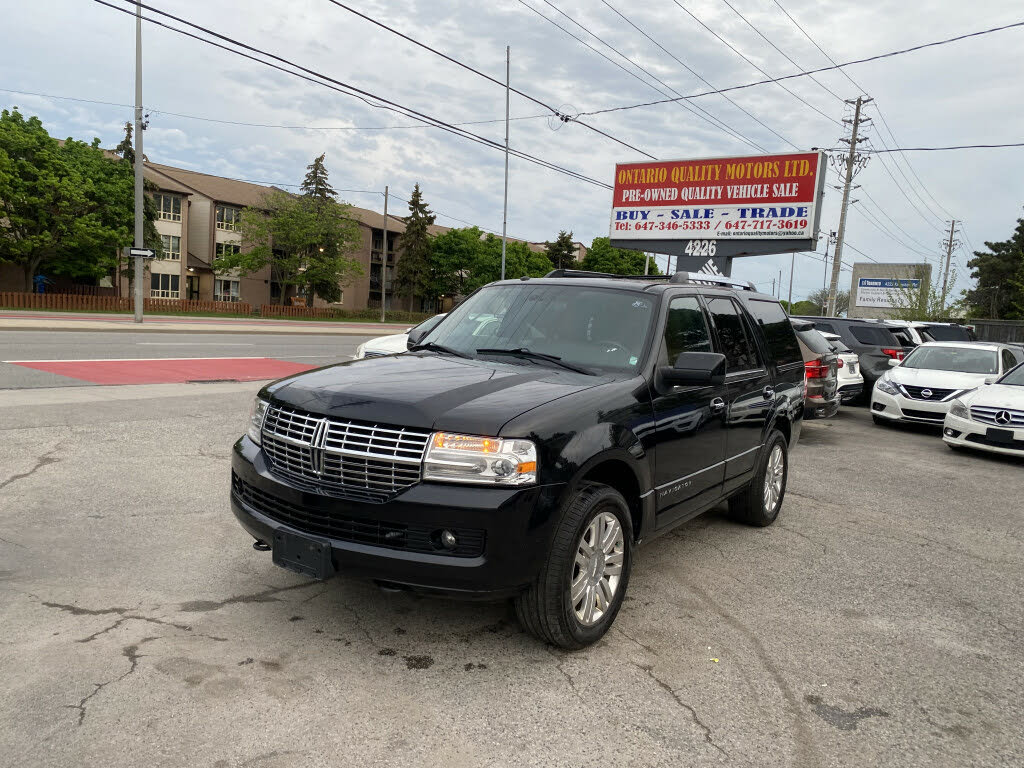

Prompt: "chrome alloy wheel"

[570,511,625,626]
[762,444,785,514]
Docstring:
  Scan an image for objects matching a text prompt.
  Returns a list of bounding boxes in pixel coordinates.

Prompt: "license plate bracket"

[986,427,1015,445]
[272,528,335,580]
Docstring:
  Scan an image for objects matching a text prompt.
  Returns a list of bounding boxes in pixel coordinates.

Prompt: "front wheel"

[515,483,633,649]
[728,430,788,527]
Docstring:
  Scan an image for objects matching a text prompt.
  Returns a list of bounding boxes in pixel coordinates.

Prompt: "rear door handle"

[710,397,725,414]
[762,386,775,400]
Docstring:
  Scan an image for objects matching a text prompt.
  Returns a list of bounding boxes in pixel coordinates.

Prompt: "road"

[0,331,371,388]
[0,331,1020,767]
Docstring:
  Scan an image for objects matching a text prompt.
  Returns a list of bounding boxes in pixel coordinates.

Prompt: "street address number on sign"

[684,240,717,257]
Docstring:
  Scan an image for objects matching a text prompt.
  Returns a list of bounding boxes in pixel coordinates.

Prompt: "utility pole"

[771,276,776,296]
[827,96,872,316]
[787,251,795,308]
[939,219,959,311]
[133,2,145,323]
[500,45,510,280]
[821,230,836,315]
[380,185,389,323]
[643,251,650,275]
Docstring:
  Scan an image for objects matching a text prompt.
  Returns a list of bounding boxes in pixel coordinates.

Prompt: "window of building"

[664,296,712,363]
[214,278,240,303]
[160,234,181,261]
[707,298,761,373]
[154,194,181,221]
[214,242,241,260]
[746,298,802,365]
[150,273,180,299]
[216,205,241,231]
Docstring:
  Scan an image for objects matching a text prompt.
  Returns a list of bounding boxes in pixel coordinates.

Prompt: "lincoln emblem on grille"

[995,410,1012,425]
[309,418,329,475]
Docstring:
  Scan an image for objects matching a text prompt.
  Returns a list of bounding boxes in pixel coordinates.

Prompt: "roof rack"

[542,269,667,281]
[669,272,757,291]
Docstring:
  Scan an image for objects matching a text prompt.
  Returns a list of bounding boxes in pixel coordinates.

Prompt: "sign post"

[609,151,826,276]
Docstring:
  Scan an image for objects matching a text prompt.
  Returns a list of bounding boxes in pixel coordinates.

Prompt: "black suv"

[231,271,805,648]
[792,316,908,396]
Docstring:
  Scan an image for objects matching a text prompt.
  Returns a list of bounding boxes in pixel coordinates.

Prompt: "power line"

[94,0,614,189]
[670,0,840,125]
[599,0,800,150]
[578,19,1024,117]
[864,139,945,232]
[851,203,939,262]
[322,0,654,159]
[515,0,759,152]
[865,142,1024,152]
[0,86,548,131]
[858,187,938,253]
[842,241,880,263]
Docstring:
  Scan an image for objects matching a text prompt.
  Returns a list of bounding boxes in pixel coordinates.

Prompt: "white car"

[871,342,1023,426]
[943,362,1024,456]
[354,314,447,359]
[820,331,864,403]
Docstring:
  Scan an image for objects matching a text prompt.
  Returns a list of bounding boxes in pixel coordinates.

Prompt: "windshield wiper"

[476,347,594,375]
[409,342,472,359]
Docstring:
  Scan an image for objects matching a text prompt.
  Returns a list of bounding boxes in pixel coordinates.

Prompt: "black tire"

[728,430,788,527]
[515,482,633,649]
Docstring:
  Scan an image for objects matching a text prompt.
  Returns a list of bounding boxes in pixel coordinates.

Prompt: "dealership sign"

[610,151,824,248]
[854,278,921,308]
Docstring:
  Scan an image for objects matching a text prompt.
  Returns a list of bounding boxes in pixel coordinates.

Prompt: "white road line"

[2,357,268,363]
[136,342,256,346]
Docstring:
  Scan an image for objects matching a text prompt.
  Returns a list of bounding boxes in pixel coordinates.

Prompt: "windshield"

[901,345,998,374]
[411,313,446,335]
[998,364,1024,386]
[423,283,656,373]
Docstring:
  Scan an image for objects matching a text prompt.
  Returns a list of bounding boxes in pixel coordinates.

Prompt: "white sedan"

[354,314,447,359]
[943,363,1024,456]
[871,342,1021,426]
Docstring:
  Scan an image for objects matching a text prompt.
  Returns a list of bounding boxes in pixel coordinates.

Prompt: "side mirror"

[659,352,727,387]
[887,358,901,367]
[406,327,427,350]
[984,376,997,385]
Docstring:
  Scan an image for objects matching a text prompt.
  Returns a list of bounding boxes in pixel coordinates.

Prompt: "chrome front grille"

[261,404,430,502]
[900,385,957,401]
[970,406,1024,427]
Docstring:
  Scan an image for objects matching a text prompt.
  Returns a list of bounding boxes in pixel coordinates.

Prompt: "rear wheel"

[515,483,633,649]
[728,430,787,527]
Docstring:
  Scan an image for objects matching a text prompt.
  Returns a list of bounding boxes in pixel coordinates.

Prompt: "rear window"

[811,321,837,334]
[796,329,833,355]
[746,299,802,365]
[828,338,851,353]
[888,328,916,347]
[920,325,972,342]
[849,324,899,346]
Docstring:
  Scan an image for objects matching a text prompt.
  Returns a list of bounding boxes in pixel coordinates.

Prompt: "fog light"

[441,530,458,550]
[944,428,961,438]
[872,403,885,412]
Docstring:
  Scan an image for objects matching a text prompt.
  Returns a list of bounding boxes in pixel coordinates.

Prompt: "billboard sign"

[609,151,825,264]
[854,277,922,308]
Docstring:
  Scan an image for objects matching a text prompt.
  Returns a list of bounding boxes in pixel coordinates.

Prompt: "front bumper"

[942,413,1024,456]
[231,436,567,597]
[870,387,951,425]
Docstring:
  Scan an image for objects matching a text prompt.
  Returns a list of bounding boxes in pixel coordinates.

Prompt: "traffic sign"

[130,247,156,259]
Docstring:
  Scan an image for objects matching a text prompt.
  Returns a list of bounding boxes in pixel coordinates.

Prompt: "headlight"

[247,397,269,444]
[949,399,970,419]
[875,376,899,396]
[424,432,537,486]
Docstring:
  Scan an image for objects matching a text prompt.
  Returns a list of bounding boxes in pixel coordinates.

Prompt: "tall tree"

[393,183,436,308]
[963,216,1024,319]
[806,287,849,316]
[114,122,135,165]
[0,108,159,291]
[881,265,962,321]
[582,237,661,275]
[431,226,484,297]
[301,153,335,204]
[545,229,577,270]
[217,178,362,305]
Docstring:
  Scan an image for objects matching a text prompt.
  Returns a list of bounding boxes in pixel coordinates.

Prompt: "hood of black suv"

[264,352,606,435]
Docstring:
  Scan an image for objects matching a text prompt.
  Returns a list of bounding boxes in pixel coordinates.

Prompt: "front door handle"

[762,386,775,400]
[710,397,725,414]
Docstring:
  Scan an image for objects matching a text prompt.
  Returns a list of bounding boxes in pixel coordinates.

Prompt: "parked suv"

[792,316,909,397]
[231,271,805,648]
[791,321,840,418]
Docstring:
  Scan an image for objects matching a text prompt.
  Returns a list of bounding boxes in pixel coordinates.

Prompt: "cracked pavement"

[1,381,1022,767]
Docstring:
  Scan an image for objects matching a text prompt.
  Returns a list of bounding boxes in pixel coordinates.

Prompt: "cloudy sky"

[4,0,1022,300]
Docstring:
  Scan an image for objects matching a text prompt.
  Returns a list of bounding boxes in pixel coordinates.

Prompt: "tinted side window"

[850,324,898,346]
[707,298,760,373]
[812,321,837,334]
[1002,349,1018,370]
[746,299,802,365]
[664,296,712,361]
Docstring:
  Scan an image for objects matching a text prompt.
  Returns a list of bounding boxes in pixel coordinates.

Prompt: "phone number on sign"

[618,218,809,233]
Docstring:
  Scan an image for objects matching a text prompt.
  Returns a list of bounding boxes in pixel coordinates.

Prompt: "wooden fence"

[259,304,343,319]
[0,292,251,315]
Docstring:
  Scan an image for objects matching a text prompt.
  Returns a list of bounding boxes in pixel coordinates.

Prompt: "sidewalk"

[0,309,408,335]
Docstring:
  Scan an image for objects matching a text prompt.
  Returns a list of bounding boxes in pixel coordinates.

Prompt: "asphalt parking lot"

[1,383,1021,768]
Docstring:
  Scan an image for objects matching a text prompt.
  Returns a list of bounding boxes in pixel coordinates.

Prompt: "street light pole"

[133,2,145,323]
[500,45,510,281]
[381,185,388,323]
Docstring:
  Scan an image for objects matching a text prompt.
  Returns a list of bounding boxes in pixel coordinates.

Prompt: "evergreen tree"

[545,230,577,270]
[964,215,1024,319]
[114,122,134,164]
[393,183,436,308]
[300,153,335,204]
